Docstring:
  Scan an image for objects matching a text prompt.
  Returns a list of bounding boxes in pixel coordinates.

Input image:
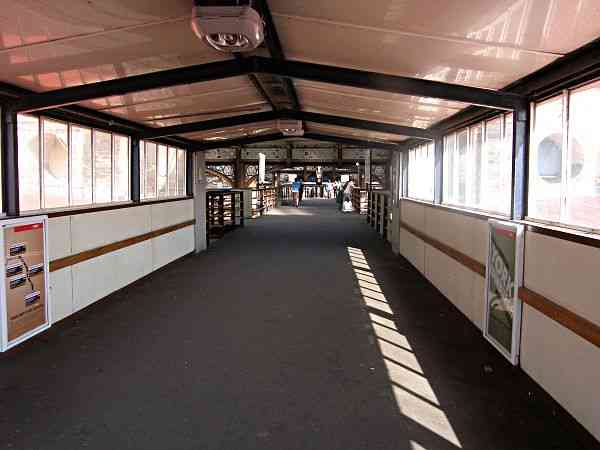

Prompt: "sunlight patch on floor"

[347,247,462,450]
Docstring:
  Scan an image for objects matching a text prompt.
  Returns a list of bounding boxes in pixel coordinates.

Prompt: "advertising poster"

[484,220,524,365]
[0,217,50,351]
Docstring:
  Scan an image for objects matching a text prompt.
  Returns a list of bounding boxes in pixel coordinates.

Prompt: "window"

[93,130,112,204]
[18,115,41,211]
[442,113,513,214]
[70,126,92,206]
[17,115,131,211]
[157,144,168,197]
[167,147,177,196]
[143,142,157,199]
[407,142,434,201]
[529,80,600,230]
[112,134,130,202]
[177,149,186,195]
[140,141,187,200]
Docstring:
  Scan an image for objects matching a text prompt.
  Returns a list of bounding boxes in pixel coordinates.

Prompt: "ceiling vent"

[191,2,264,52]
[278,120,304,136]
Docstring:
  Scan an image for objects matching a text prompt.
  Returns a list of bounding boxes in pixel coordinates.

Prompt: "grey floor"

[0,199,595,450]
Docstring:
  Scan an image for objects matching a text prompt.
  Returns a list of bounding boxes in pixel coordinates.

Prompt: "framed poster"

[484,220,524,365]
[0,216,51,351]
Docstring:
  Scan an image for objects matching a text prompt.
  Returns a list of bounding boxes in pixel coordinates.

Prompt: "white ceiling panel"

[181,121,279,142]
[270,0,600,57]
[307,122,407,143]
[295,80,464,128]
[270,0,583,89]
[0,1,227,92]
[99,80,269,127]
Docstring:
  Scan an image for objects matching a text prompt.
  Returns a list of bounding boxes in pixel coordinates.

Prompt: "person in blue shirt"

[291,178,302,207]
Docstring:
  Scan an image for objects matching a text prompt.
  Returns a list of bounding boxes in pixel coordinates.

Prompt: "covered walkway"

[0,200,586,450]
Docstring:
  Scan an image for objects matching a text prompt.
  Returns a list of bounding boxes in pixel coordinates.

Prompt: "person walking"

[297,176,305,206]
[291,177,302,207]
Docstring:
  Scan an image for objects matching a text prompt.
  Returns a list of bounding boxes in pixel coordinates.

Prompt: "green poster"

[484,220,524,365]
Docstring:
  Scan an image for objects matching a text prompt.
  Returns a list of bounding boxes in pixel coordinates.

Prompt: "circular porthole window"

[536,133,583,182]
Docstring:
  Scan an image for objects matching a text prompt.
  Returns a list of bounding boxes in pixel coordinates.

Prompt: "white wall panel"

[399,228,424,274]
[524,232,600,326]
[400,200,425,231]
[48,216,72,260]
[150,199,194,231]
[152,226,195,271]
[49,267,73,323]
[71,240,152,312]
[521,305,600,441]
[70,206,151,254]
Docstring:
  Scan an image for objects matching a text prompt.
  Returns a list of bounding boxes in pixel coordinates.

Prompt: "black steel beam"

[252,57,525,111]
[1,110,19,216]
[193,133,286,152]
[303,133,399,151]
[141,110,431,141]
[10,59,251,114]
[511,106,530,220]
[254,0,300,110]
[140,111,279,140]
[130,138,141,203]
[186,150,194,197]
[233,53,277,110]
[283,110,434,140]
[0,82,197,149]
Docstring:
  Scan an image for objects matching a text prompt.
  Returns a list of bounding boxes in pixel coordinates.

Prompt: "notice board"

[0,216,50,351]
[484,220,524,365]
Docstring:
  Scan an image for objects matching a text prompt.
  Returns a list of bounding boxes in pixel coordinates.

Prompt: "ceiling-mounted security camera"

[278,120,304,136]
[191,1,264,52]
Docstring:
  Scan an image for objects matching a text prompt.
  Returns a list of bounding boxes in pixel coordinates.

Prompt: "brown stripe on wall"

[400,220,486,276]
[519,287,600,349]
[49,220,195,272]
[399,221,600,349]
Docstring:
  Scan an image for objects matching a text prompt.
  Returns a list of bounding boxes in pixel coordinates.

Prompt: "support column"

[2,110,19,216]
[433,136,444,204]
[235,147,243,188]
[130,137,141,203]
[186,150,194,197]
[511,105,530,220]
[391,151,401,255]
[193,151,207,253]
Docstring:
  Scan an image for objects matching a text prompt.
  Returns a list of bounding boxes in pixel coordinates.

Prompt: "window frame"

[140,140,188,202]
[441,113,513,217]
[406,142,435,202]
[16,114,133,214]
[526,83,600,234]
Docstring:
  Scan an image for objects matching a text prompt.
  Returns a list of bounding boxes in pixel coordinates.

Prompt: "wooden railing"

[206,190,244,244]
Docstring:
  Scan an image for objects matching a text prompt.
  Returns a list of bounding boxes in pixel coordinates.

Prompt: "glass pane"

[456,130,468,205]
[18,115,41,211]
[566,82,600,229]
[93,130,112,203]
[177,149,186,195]
[112,134,129,202]
[167,147,177,196]
[157,145,168,197]
[482,117,509,213]
[70,126,92,206]
[43,119,69,209]
[140,141,146,199]
[443,133,455,204]
[145,142,157,199]
[469,125,483,208]
[528,96,563,222]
